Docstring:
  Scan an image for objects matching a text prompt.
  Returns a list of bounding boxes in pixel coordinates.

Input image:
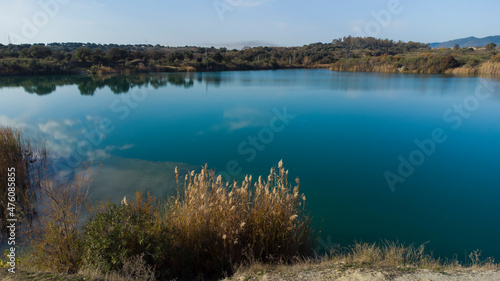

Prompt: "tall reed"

[0,126,47,239]
[166,161,312,277]
[81,161,312,279]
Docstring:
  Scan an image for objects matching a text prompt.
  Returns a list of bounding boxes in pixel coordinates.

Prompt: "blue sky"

[0,0,499,48]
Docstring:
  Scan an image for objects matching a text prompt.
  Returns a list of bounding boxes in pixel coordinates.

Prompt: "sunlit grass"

[26,160,311,279]
[165,161,312,277]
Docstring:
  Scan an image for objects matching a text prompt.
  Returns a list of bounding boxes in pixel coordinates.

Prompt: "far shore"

[1,37,499,77]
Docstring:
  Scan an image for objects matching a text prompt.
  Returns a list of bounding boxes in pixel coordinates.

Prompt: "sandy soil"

[228,267,500,281]
[2,268,500,280]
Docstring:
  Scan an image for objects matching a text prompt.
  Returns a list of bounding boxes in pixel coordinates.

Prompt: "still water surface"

[1,70,500,260]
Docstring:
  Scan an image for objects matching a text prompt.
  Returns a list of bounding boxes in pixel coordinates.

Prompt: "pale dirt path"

[229,268,500,281]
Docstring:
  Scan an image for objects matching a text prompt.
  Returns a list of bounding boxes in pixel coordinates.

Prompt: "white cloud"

[0,115,29,128]
[38,120,60,133]
[63,119,80,126]
[45,140,73,158]
[210,106,268,132]
[34,118,110,159]
[86,146,116,162]
[38,120,78,143]
[229,121,251,131]
[87,149,111,162]
[118,144,135,150]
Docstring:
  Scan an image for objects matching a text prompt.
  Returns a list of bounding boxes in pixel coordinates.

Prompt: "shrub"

[492,53,500,63]
[439,55,461,72]
[83,193,171,276]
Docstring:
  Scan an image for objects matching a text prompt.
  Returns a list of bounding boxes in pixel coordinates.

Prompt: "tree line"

[0,37,498,76]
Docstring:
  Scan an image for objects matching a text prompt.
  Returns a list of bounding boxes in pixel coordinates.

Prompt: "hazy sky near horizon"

[0,0,498,48]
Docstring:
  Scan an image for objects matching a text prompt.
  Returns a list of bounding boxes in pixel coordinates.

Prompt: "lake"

[1,69,500,261]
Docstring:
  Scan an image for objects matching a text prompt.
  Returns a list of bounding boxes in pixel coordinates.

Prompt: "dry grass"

[50,161,312,279]
[184,65,196,72]
[445,66,478,75]
[163,161,312,277]
[330,62,397,73]
[325,241,497,271]
[77,254,156,281]
[331,241,440,269]
[7,241,499,281]
[89,64,118,75]
[170,161,311,259]
[478,61,500,75]
[441,62,500,76]
[373,64,397,73]
[0,126,47,239]
[229,242,499,280]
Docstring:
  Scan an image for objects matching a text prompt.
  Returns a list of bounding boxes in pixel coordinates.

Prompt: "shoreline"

[0,63,329,77]
[1,63,500,78]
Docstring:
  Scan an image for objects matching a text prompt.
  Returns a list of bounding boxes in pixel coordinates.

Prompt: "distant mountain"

[429,36,500,48]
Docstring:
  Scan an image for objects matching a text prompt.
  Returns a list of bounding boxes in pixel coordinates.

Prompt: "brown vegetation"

[0,126,47,239]
[20,160,311,280]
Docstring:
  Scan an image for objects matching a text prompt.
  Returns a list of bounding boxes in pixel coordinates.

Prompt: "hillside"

[430,35,500,48]
[1,37,499,76]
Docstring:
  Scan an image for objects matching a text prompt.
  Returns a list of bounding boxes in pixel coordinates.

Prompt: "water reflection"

[8,73,500,99]
[0,73,208,96]
[2,70,500,260]
[91,156,194,203]
[1,71,499,97]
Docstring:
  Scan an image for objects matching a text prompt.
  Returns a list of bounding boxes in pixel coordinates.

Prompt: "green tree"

[73,47,92,62]
[150,50,164,60]
[91,49,105,63]
[211,52,223,63]
[182,51,194,60]
[485,42,497,51]
[28,45,52,59]
[106,47,129,61]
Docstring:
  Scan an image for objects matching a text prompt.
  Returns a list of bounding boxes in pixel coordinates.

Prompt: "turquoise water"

[1,70,500,260]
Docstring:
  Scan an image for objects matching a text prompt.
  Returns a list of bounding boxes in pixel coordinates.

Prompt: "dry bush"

[120,253,156,281]
[28,168,94,274]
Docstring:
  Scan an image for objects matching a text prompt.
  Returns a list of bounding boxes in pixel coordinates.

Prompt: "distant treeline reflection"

[0,73,226,95]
